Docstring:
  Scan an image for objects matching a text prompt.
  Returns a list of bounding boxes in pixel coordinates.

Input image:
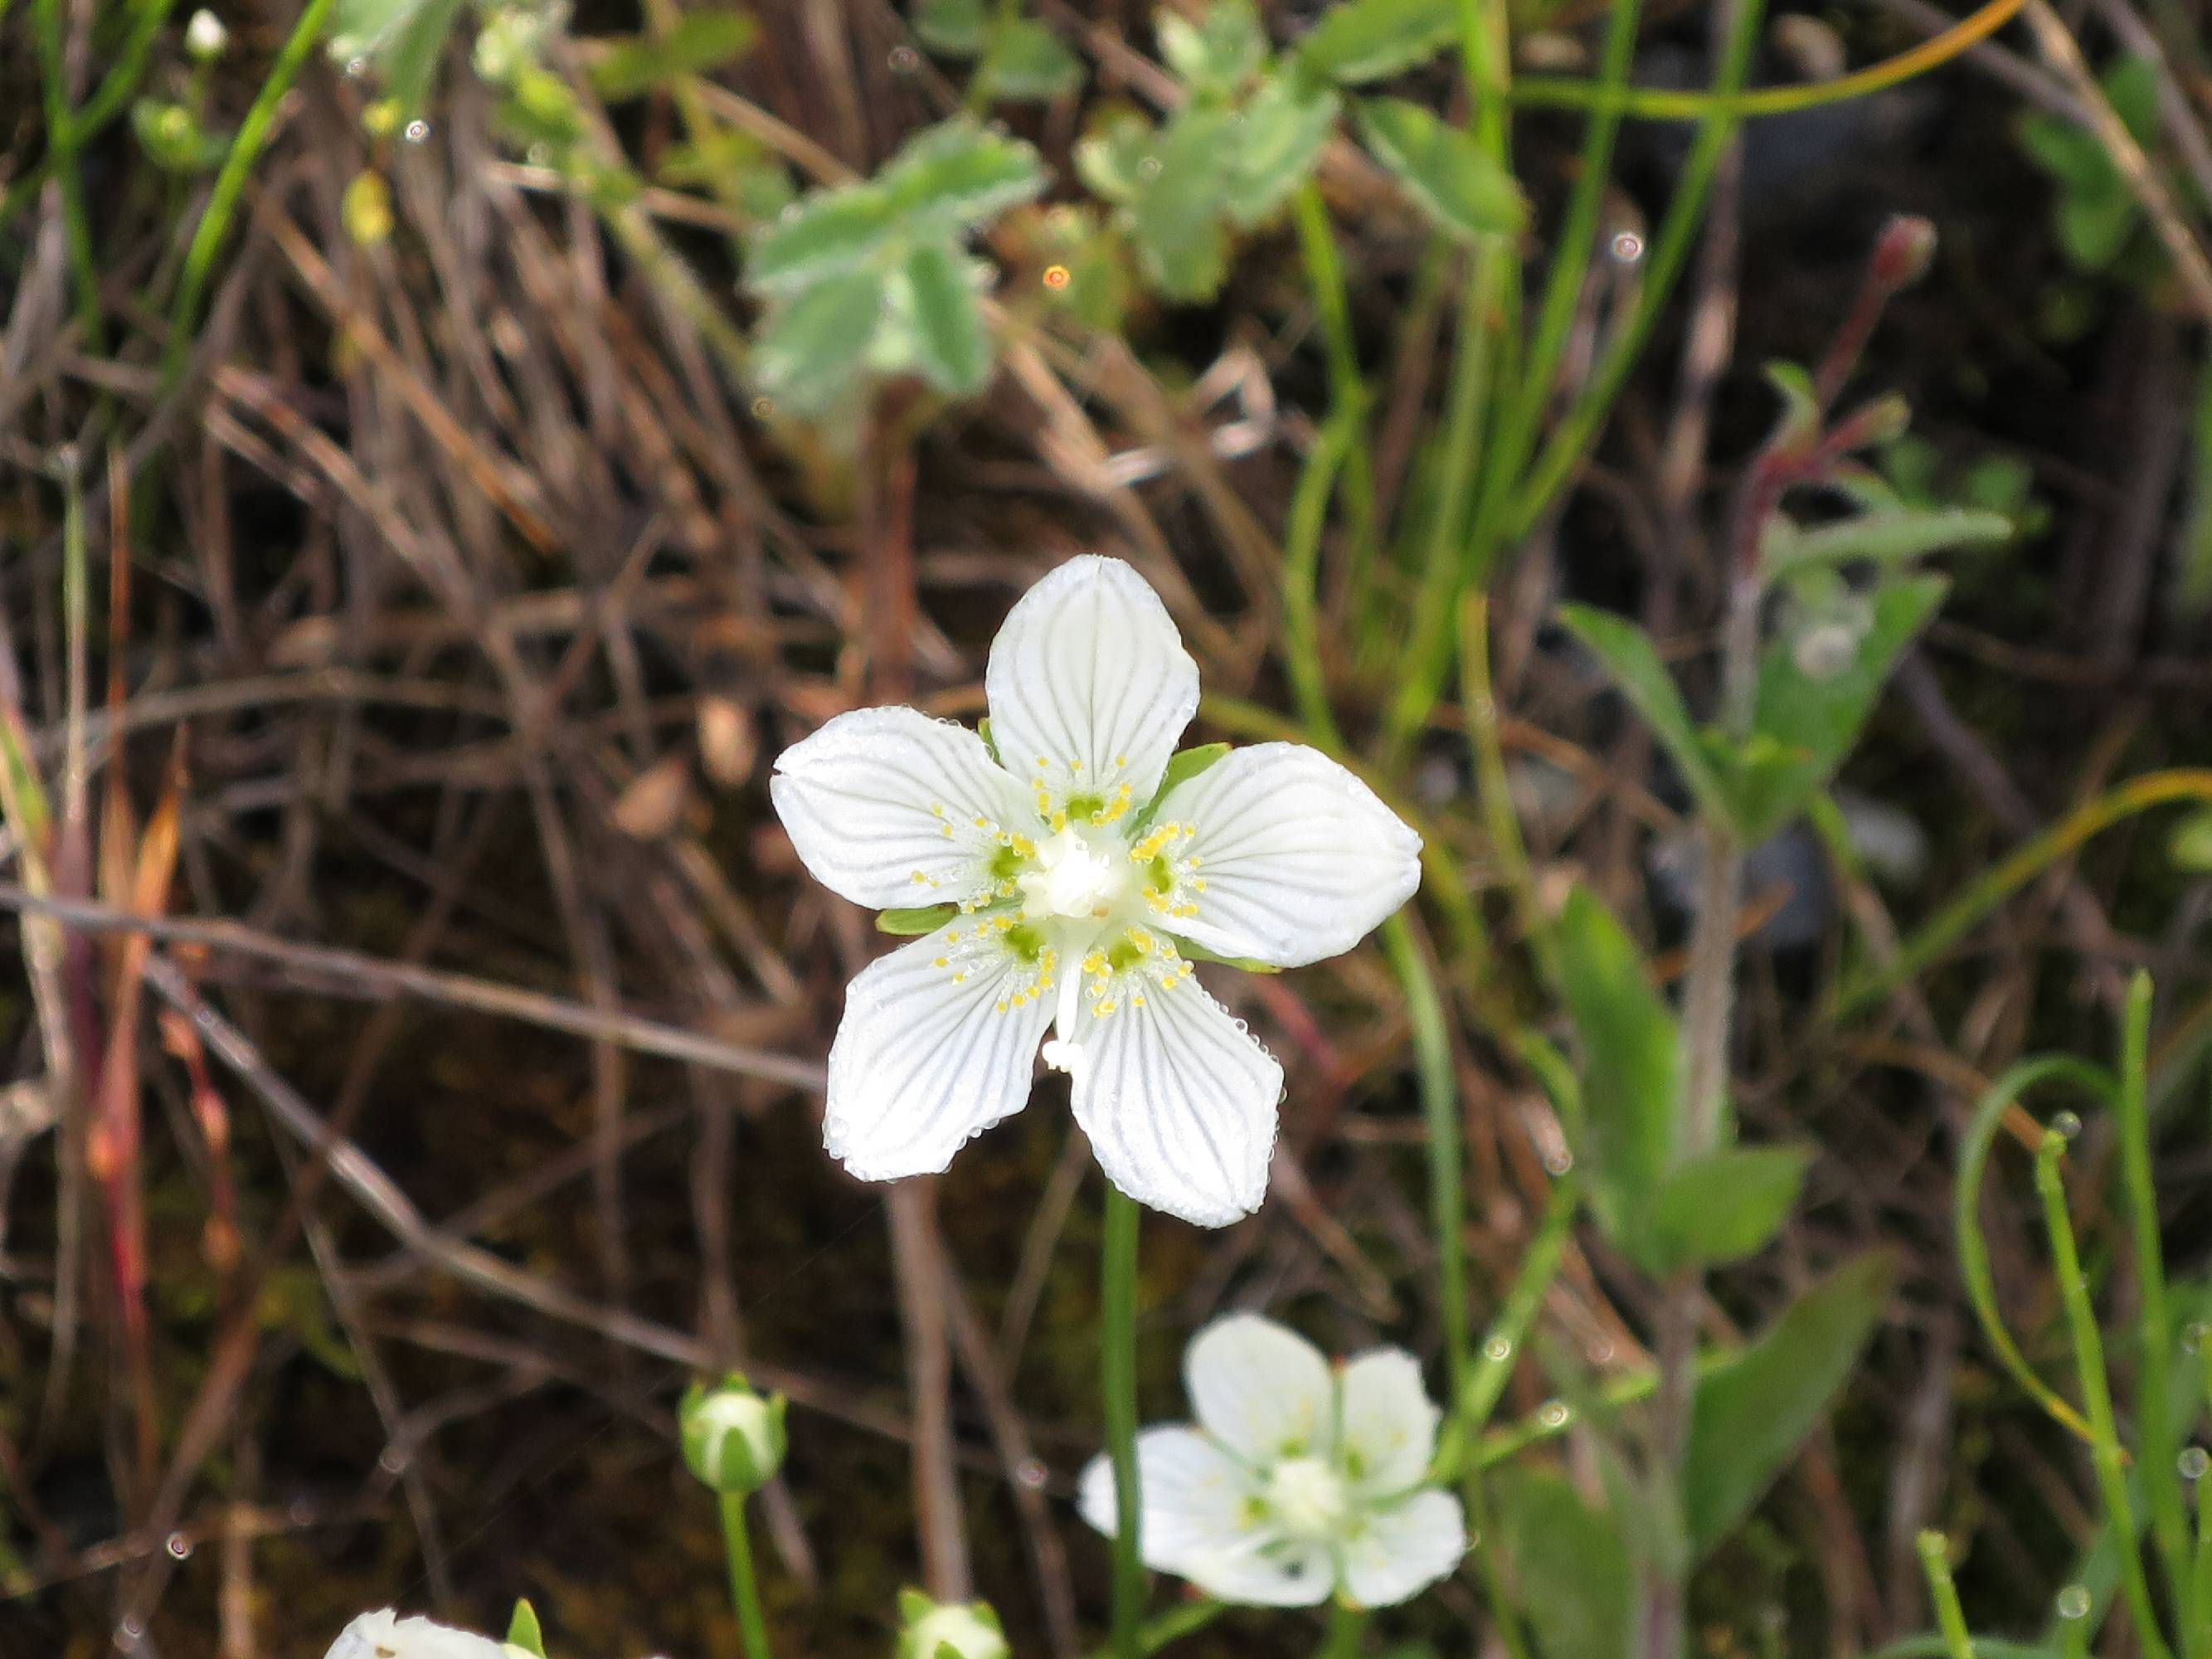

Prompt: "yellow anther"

[933,956,950,968]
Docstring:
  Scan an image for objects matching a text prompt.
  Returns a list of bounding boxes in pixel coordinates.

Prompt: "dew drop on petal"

[2051,1110,2082,1140]
[165,1531,192,1559]
[2180,1447,2209,1480]
[1610,230,1644,263]
[2056,1585,2091,1620]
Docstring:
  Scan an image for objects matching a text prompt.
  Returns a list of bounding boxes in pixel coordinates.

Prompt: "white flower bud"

[895,1593,1009,1659]
[680,1374,787,1496]
[185,8,228,58]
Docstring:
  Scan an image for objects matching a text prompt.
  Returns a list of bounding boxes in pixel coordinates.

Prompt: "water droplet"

[378,1446,406,1473]
[2180,1447,2208,1480]
[1483,1336,1513,1362]
[1538,1400,1570,1428]
[1016,1457,1047,1488]
[751,397,773,418]
[1136,155,1162,180]
[2052,1110,2082,1140]
[526,143,550,166]
[165,1531,192,1559]
[115,1618,143,1651]
[2185,1322,2210,1354]
[344,56,368,78]
[1587,1338,1616,1365]
[1043,263,1071,289]
[2056,1585,2091,1620]
[889,45,918,71]
[1544,1149,1573,1175]
[1610,230,1644,262]
[403,119,430,143]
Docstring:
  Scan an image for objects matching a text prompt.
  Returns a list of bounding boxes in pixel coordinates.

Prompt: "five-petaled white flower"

[770,556,1422,1226]
[325,1611,529,1659]
[1077,1314,1466,1608]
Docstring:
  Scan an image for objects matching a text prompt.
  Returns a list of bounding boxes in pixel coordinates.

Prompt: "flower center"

[1018,827,1125,921]
[1265,1456,1349,1541]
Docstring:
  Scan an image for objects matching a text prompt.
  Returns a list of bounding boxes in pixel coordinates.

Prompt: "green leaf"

[328,0,467,117]
[589,10,756,100]
[1127,103,1237,300]
[504,1600,547,1658]
[980,17,1082,100]
[1159,0,1266,92]
[1554,885,1680,1243]
[1296,0,1457,84]
[1557,604,1737,830]
[752,270,885,416]
[882,119,1048,231]
[1172,938,1281,972]
[1356,98,1524,241]
[1735,574,1947,839]
[1685,1253,1896,1554]
[913,0,988,55]
[1151,742,1231,800]
[1226,75,1339,226]
[1642,1145,1813,1274]
[1765,507,2012,576]
[878,903,959,935]
[1073,109,1155,205]
[1494,1472,1636,1659]
[1762,360,1820,447]
[902,241,992,394]
[746,184,898,298]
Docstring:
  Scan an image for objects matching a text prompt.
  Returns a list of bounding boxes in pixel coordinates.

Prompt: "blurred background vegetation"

[4,0,2212,1653]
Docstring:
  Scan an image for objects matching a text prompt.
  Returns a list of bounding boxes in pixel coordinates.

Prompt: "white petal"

[1150,743,1422,967]
[1182,1313,1334,1462]
[771,706,1036,910]
[1077,1426,1260,1565]
[1177,1534,1336,1608]
[984,556,1198,821]
[325,1613,516,1659]
[1341,1488,1466,1607]
[1067,976,1281,1228]
[824,922,1054,1182]
[1337,1348,1441,1497]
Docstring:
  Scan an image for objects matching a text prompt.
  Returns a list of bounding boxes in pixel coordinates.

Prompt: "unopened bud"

[185,9,228,58]
[680,1374,786,1496]
[1871,215,1937,289]
[895,1592,1009,1659]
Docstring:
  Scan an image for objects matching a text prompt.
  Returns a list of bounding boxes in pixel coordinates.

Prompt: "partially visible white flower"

[680,1372,788,1496]
[1078,1314,1466,1608]
[770,555,1422,1226]
[895,1590,1010,1659]
[325,1611,528,1659]
[183,8,227,59]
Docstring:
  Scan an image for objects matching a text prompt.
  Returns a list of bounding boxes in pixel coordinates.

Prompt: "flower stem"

[1317,1601,1369,1659]
[1382,913,1471,1409]
[717,1491,775,1659]
[1102,1182,1145,1659]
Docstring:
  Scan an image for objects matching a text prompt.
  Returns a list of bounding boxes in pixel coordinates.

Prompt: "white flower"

[770,556,1422,1226]
[1077,1314,1466,1608]
[325,1612,528,1659]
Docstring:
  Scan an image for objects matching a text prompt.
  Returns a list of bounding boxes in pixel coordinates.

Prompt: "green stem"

[1317,1600,1369,1659]
[163,0,343,387]
[1917,1531,1977,1659]
[1381,913,1471,1408]
[1102,1182,1145,1659]
[2119,971,2193,1615]
[717,1491,775,1659]
[1456,1177,1578,1435]
[1458,592,1559,988]
[1506,0,1768,537]
[1291,182,1378,594]
[1282,411,1354,751]
[2037,1131,2176,1659]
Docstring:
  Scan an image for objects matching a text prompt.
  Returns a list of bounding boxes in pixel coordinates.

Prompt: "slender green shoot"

[1317,1600,1369,1659]
[2037,1130,2175,1659]
[1381,913,1470,1409]
[1917,1531,1977,1659]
